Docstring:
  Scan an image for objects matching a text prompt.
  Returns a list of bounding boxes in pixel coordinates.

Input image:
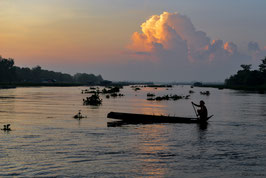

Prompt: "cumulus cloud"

[248,41,266,63]
[124,12,266,81]
[128,12,243,64]
[128,12,188,62]
[248,41,260,52]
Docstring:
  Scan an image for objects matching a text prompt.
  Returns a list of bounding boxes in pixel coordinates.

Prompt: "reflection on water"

[0,86,266,177]
[133,102,167,116]
[198,122,208,131]
[134,125,169,176]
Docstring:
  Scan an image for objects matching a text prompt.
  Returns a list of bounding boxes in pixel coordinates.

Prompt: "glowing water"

[0,86,265,177]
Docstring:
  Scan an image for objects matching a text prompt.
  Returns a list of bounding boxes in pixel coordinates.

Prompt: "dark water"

[0,86,265,177]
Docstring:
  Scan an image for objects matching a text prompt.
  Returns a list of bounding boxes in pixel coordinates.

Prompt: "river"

[0,86,265,177]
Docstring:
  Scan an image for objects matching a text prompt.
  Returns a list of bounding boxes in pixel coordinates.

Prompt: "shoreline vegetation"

[0,55,154,89]
[0,56,109,88]
[199,84,266,92]
[0,83,89,89]
[198,57,266,93]
[1,55,266,93]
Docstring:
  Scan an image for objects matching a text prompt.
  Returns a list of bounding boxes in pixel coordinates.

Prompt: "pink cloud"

[128,12,242,64]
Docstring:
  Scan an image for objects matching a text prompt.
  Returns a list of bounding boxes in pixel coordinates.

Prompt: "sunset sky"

[1,0,266,82]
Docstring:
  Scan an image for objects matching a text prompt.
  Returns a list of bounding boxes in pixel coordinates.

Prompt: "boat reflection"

[107,120,209,128]
[198,122,208,131]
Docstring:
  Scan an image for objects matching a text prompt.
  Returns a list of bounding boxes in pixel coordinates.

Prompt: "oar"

[191,102,198,118]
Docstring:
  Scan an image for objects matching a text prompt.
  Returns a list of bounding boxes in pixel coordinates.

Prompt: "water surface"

[0,86,265,177]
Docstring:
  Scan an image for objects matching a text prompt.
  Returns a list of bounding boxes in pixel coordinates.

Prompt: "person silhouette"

[192,100,208,120]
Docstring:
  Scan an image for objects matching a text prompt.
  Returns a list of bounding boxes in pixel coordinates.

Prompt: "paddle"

[191,102,199,118]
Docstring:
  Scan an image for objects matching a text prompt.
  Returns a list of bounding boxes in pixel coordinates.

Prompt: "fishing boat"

[107,112,213,124]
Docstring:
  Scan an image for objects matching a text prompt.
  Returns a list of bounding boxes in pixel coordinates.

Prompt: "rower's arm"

[192,102,200,107]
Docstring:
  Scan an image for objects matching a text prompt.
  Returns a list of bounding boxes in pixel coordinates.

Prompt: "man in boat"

[192,100,208,120]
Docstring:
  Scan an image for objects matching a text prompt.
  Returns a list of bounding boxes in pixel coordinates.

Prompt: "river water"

[0,86,265,177]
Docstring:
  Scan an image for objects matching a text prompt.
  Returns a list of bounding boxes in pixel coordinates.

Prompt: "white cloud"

[128,12,245,64]
[124,12,260,81]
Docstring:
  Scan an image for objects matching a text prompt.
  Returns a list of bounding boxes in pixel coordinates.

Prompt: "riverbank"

[0,83,89,89]
[0,81,157,89]
[200,84,266,93]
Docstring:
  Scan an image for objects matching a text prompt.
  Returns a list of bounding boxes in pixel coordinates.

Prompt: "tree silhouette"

[0,56,105,85]
[259,57,266,73]
[0,56,17,82]
[240,64,252,71]
[226,57,266,87]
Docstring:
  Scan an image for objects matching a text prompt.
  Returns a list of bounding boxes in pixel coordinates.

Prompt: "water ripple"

[0,86,266,177]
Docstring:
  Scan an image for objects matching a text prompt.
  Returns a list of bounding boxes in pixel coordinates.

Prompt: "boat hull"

[107,112,212,124]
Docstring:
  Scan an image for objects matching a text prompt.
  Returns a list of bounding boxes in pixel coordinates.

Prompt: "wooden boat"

[107,112,213,124]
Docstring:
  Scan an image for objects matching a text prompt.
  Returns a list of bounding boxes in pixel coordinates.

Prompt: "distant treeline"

[0,56,108,85]
[225,57,266,87]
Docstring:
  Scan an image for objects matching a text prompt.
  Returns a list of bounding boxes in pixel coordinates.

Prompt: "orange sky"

[1,1,266,81]
[0,1,131,66]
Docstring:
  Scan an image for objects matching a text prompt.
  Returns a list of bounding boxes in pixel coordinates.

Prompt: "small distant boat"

[107,112,213,124]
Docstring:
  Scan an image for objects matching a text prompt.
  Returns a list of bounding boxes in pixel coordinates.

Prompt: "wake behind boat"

[107,112,213,124]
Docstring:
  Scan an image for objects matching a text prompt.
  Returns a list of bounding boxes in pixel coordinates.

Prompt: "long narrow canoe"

[107,112,213,124]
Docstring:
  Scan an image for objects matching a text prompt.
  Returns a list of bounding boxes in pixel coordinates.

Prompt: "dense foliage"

[0,56,104,84]
[225,57,266,87]
[0,57,16,82]
[83,93,102,106]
